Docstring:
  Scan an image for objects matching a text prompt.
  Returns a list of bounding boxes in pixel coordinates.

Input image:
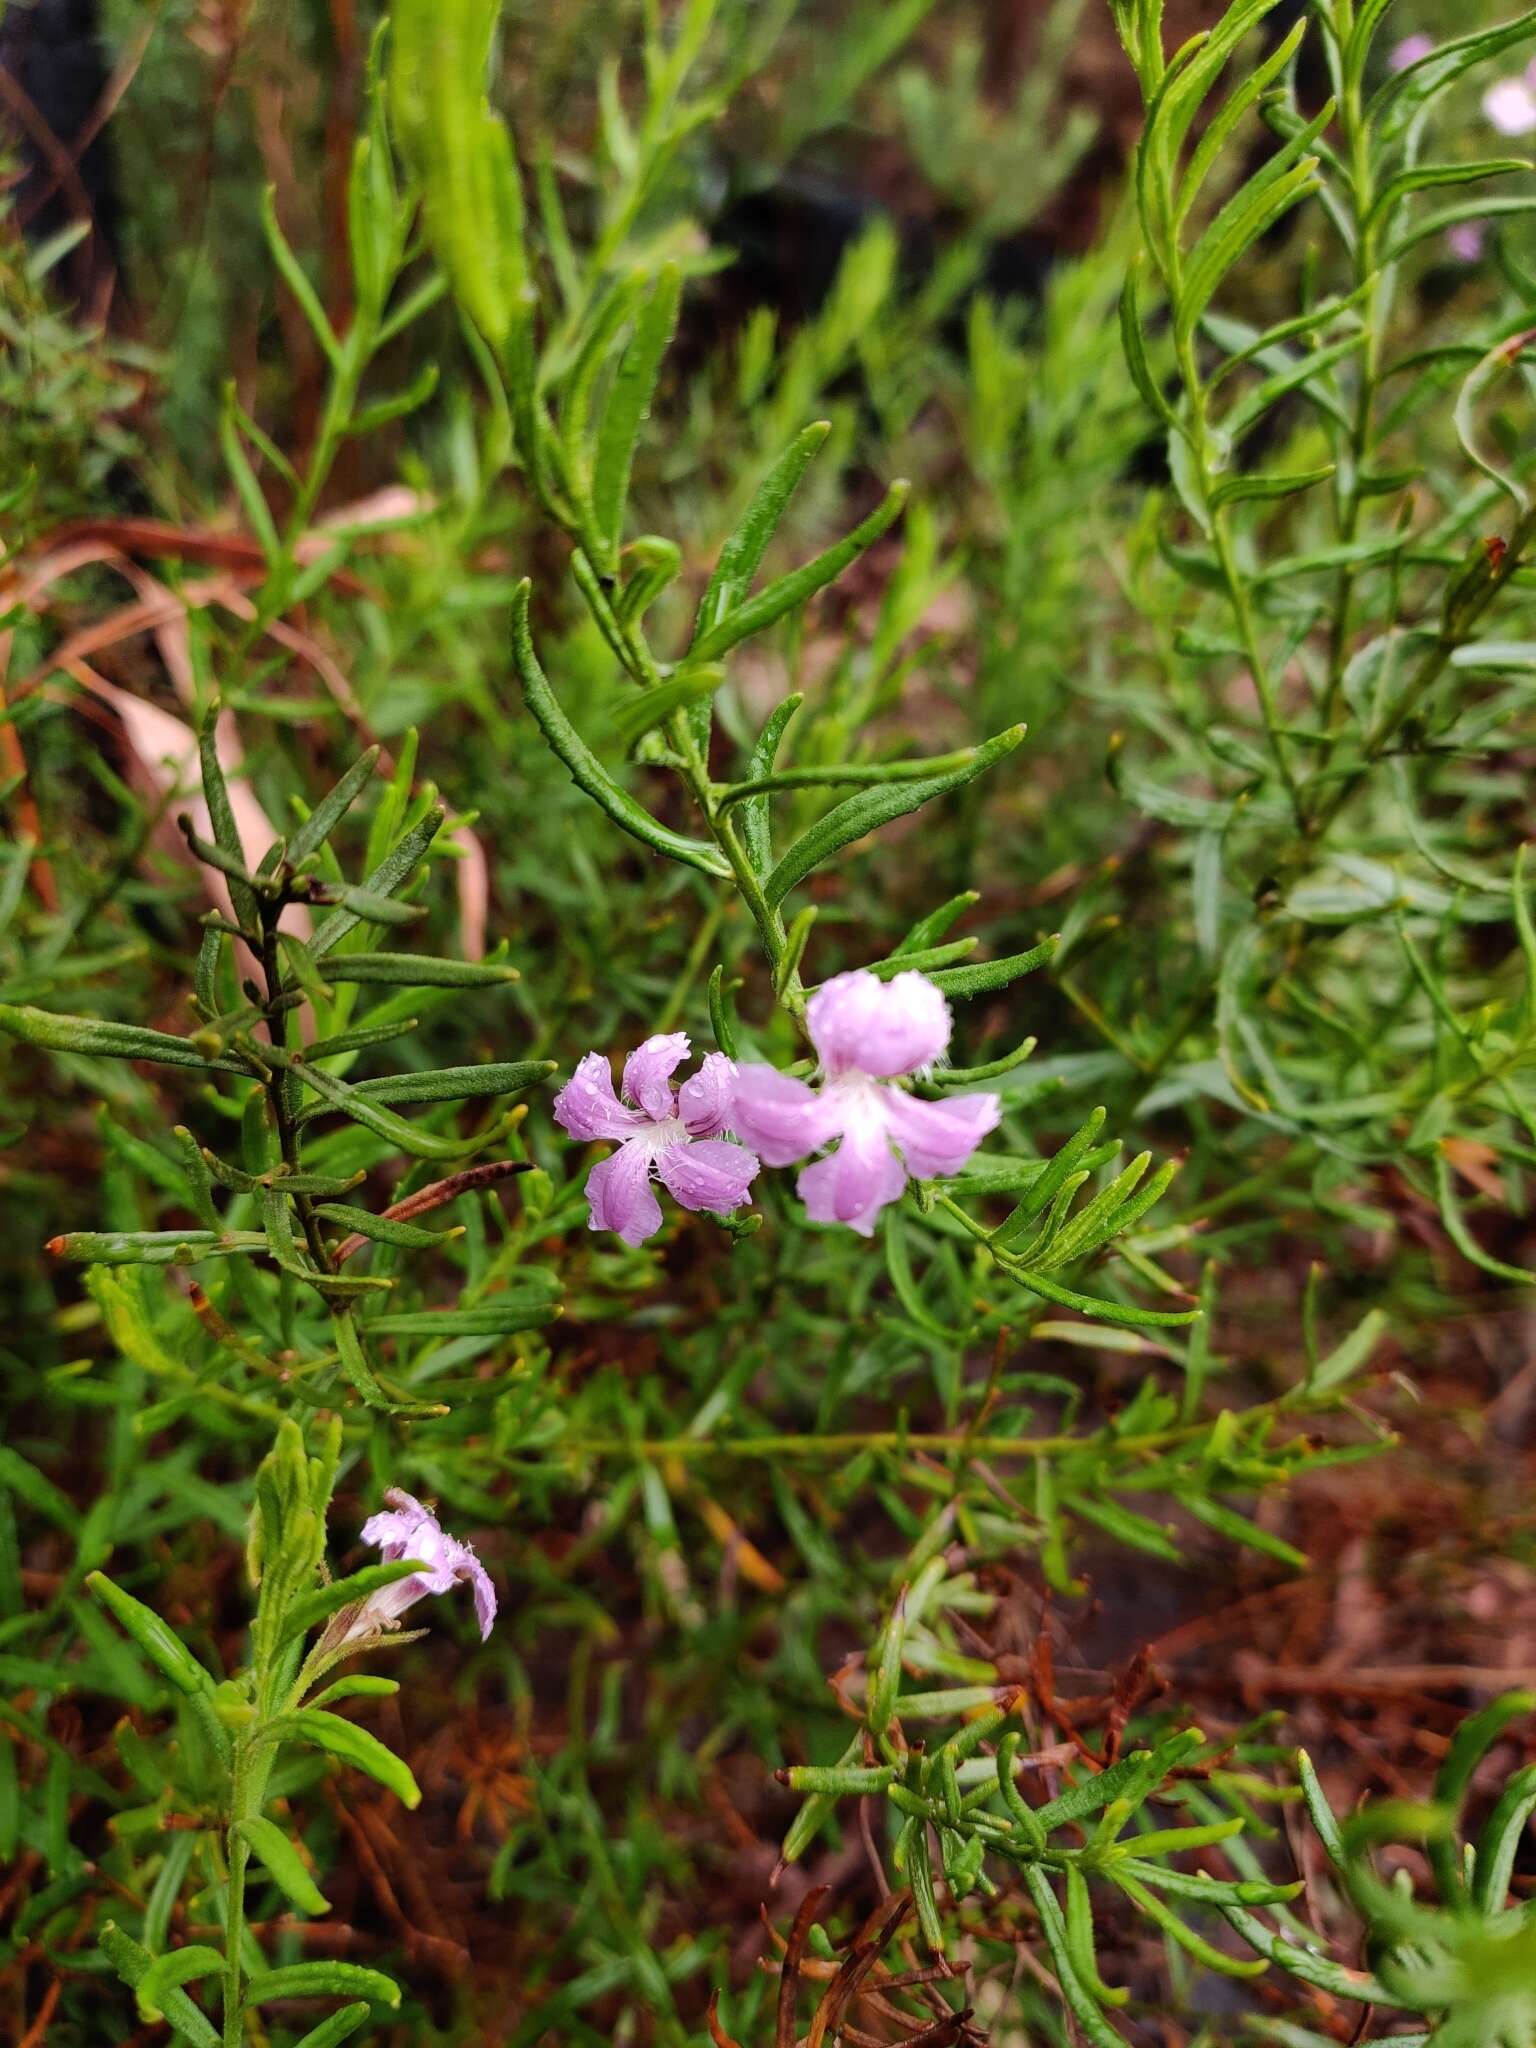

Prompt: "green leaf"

[331,1310,448,1419]
[764,724,1025,907]
[100,1923,221,2048]
[316,884,426,928]
[303,1061,549,1117]
[275,1048,484,1160]
[198,712,261,931]
[1021,1866,1134,2047]
[1371,10,1536,145]
[246,1961,401,2009]
[1176,117,1327,347]
[1000,1265,1198,1329]
[314,953,520,988]
[289,2007,374,2048]
[0,1004,243,1073]
[308,807,445,959]
[1297,1748,1346,1873]
[1211,463,1335,509]
[260,184,340,363]
[135,1943,224,2023]
[610,666,725,751]
[1370,157,1531,228]
[692,423,831,648]
[994,1110,1109,1245]
[1182,1495,1307,1570]
[388,0,525,344]
[591,265,682,564]
[1120,257,1178,429]
[1069,1492,1182,1562]
[365,1297,560,1336]
[927,937,1057,996]
[87,1572,216,1699]
[47,1229,266,1267]
[308,1675,401,1709]
[691,480,909,663]
[1473,1762,1536,1913]
[282,1562,423,1644]
[1306,1308,1387,1394]
[1117,1868,1267,1978]
[236,1815,331,1916]
[0,1446,80,1534]
[311,1203,460,1249]
[510,581,730,879]
[739,692,803,874]
[284,1708,422,1808]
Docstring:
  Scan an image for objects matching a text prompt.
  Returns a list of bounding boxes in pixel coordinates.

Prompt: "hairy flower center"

[823,1071,894,1137]
[636,1114,689,1159]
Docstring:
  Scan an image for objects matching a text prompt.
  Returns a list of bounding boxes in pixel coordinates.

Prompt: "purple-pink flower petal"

[730,1063,838,1166]
[798,1120,908,1237]
[1485,74,1536,135]
[678,1051,736,1137]
[883,1089,1002,1179]
[553,1052,647,1142]
[584,1138,665,1247]
[806,970,952,1078]
[622,1032,690,1119]
[356,1489,497,1642]
[655,1136,759,1215]
[1388,33,1433,70]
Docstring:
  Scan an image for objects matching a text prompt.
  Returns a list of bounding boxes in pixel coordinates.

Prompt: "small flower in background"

[1389,33,1434,71]
[553,1033,759,1247]
[731,970,1002,1237]
[1485,64,1536,136]
[340,1489,496,1642]
[1447,222,1487,263]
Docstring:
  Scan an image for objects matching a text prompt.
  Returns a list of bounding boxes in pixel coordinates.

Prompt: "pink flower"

[1448,222,1486,263]
[1388,34,1433,71]
[553,1033,759,1247]
[351,1489,496,1641]
[731,970,1002,1237]
[1485,67,1536,135]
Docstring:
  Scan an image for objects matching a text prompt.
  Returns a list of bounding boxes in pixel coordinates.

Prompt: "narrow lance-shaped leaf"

[283,1708,422,1809]
[316,953,519,988]
[0,1004,245,1073]
[283,1562,423,1643]
[236,1815,331,1916]
[764,723,1025,907]
[270,1044,487,1160]
[691,423,831,647]
[739,691,802,874]
[244,1961,401,2009]
[331,1309,448,1419]
[307,806,445,960]
[99,1923,221,2048]
[591,264,682,565]
[134,1944,225,2025]
[297,1060,548,1122]
[510,580,731,878]
[691,480,910,664]
[288,2006,374,2048]
[86,1571,216,1699]
[199,711,261,931]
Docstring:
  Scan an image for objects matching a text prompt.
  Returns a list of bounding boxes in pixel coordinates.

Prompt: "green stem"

[222,1743,256,2047]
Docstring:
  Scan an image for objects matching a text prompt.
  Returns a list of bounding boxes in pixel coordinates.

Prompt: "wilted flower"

[1388,33,1433,71]
[337,1489,496,1642]
[1485,65,1536,135]
[731,970,1001,1237]
[553,1033,759,1247]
